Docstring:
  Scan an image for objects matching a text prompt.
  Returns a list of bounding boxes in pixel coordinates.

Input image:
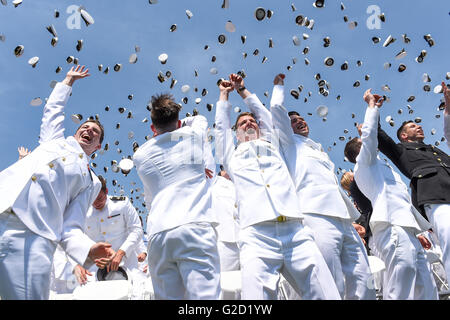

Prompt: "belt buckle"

[277,215,287,222]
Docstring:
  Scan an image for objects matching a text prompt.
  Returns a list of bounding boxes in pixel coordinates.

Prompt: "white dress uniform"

[212,175,240,272]
[214,93,341,300]
[355,106,438,300]
[133,115,221,300]
[85,195,143,273]
[270,84,375,300]
[0,83,98,300]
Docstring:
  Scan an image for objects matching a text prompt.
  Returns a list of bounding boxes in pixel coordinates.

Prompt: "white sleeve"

[357,107,379,166]
[214,100,235,170]
[243,93,274,139]
[119,199,144,257]
[270,85,295,151]
[59,184,96,267]
[39,83,73,144]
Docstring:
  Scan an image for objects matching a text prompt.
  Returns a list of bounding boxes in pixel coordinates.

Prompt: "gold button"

[49,163,54,169]
[257,154,261,158]
[433,152,437,155]
[266,184,270,188]
[62,157,66,162]
[31,176,37,181]
[418,175,423,178]
[100,219,104,222]
[87,226,90,229]
[102,232,106,235]
[261,169,264,173]
[79,153,84,159]
[234,203,238,208]
[437,158,441,162]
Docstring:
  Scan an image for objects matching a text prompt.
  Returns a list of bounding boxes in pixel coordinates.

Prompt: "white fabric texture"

[217,240,240,272]
[212,175,239,243]
[133,115,218,236]
[0,213,57,300]
[148,222,221,300]
[302,213,375,300]
[371,224,438,300]
[239,219,341,300]
[214,95,304,228]
[425,203,450,284]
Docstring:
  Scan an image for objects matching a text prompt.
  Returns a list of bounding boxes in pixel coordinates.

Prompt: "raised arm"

[39,66,90,143]
[269,73,295,151]
[358,89,383,165]
[214,80,235,170]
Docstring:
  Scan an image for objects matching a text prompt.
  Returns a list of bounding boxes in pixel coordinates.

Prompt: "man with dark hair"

[71,176,143,285]
[133,92,220,299]
[376,82,450,284]
[0,66,114,300]
[344,88,438,300]
[215,73,340,300]
[270,74,374,300]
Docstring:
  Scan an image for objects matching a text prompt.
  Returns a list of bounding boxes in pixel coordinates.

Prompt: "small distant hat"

[225,21,236,32]
[97,267,128,281]
[78,6,95,26]
[158,53,168,64]
[316,105,328,117]
[14,45,24,57]
[255,7,266,21]
[218,34,226,44]
[28,56,39,68]
[398,64,407,72]
[114,64,122,72]
[313,0,325,8]
[119,158,134,175]
[185,9,193,19]
[129,53,138,64]
[30,97,43,106]
[76,39,83,52]
[324,57,334,67]
[71,114,83,124]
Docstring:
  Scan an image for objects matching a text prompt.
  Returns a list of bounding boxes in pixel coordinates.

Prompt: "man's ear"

[151,124,157,135]
[400,131,407,142]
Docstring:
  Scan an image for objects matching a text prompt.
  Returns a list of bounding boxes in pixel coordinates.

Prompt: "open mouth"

[81,133,91,142]
[246,128,256,134]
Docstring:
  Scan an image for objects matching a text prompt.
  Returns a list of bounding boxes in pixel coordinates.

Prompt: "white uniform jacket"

[85,196,143,262]
[133,115,218,236]
[212,175,239,243]
[0,83,96,265]
[270,85,360,220]
[354,107,431,232]
[214,94,303,229]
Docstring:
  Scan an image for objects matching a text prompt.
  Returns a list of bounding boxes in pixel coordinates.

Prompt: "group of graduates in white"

[0,65,449,300]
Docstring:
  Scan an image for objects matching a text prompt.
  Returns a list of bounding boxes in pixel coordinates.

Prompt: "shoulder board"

[110,196,126,201]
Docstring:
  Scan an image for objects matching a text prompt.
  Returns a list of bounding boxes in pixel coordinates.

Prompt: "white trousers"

[302,213,376,300]
[0,212,56,300]
[148,222,221,300]
[425,203,450,283]
[217,241,240,272]
[239,219,341,300]
[372,224,438,300]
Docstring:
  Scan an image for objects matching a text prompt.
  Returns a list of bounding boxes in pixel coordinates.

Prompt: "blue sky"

[0,0,449,223]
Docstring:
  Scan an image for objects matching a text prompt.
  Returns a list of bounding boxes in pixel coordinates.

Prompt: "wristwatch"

[237,86,246,92]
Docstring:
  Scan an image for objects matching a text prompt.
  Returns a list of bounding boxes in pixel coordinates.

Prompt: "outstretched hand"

[273,73,285,85]
[17,146,31,160]
[363,88,383,108]
[62,65,90,87]
[88,242,115,269]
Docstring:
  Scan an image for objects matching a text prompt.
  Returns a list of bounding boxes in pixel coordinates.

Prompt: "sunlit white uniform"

[270,84,375,300]
[355,106,438,300]
[0,83,98,300]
